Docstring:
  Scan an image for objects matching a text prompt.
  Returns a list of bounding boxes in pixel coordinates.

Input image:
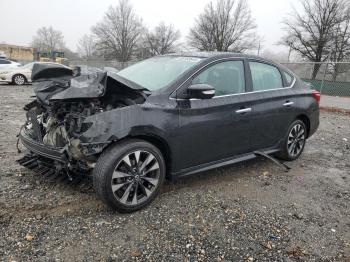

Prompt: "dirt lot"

[0,84,349,262]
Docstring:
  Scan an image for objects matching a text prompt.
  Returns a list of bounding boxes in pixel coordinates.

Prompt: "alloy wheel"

[111,150,160,206]
[287,123,305,157]
[14,75,25,85]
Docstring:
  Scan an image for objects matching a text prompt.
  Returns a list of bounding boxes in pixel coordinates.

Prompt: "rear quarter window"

[282,71,295,86]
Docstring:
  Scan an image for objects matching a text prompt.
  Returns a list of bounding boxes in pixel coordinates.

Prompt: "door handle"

[283,101,294,106]
[235,108,252,114]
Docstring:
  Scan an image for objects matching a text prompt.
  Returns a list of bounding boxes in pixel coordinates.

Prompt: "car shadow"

[161,156,276,193]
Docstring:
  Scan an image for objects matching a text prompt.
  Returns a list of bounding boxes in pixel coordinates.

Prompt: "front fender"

[79,104,171,144]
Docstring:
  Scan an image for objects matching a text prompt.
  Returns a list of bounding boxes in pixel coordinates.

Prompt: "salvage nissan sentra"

[17,53,320,212]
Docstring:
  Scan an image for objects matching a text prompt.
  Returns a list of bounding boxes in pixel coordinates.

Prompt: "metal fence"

[281,62,350,97]
[69,60,135,70]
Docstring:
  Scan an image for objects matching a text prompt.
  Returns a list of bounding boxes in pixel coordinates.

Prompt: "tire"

[12,74,26,85]
[93,139,166,212]
[276,119,307,161]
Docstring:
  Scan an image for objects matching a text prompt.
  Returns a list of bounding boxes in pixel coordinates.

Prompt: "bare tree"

[281,0,347,79]
[188,0,257,52]
[329,9,350,80]
[32,26,65,52]
[144,22,181,55]
[261,49,291,63]
[77,34,96,59]
[92,0,143,62]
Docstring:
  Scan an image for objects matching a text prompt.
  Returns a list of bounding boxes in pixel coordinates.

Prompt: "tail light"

[312,90,321,104]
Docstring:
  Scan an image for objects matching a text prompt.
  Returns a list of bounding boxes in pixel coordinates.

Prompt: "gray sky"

[0,0,296,54]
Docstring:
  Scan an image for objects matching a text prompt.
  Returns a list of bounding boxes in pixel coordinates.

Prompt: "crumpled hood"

[31,63,146,105]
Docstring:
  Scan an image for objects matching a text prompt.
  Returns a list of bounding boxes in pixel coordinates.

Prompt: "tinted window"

[192,61,245,96]
[0,59,10,64]
[249,62,283,91]
[282,70,294,86]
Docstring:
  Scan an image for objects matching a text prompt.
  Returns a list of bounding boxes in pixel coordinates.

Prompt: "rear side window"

[282,70,294,86]
[192,60,245,96]
[249,62,283,91]
[0,59,10,64]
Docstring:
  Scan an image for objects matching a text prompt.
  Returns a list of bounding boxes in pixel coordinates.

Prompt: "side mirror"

[188,84,215,99]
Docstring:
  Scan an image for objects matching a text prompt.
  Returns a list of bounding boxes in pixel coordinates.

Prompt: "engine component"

[43,123,69,147]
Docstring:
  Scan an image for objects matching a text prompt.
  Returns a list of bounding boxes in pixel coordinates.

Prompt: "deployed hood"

[31,63,147,105]
[31,63,74,81]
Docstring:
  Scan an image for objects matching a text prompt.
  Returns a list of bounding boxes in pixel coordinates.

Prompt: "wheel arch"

[103,134,173,180]
[130,134,172,180]
[296,114,310,137]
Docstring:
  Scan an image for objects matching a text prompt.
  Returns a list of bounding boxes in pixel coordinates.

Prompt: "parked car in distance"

[0,62,70,85]
[0,58,21,69]
[18,53,320,212]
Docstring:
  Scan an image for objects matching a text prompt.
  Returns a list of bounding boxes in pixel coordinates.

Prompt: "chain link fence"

[69,60,135,71]
[281,62,350,97]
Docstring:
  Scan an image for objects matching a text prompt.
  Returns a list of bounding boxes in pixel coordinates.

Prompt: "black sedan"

[18,53,320,212]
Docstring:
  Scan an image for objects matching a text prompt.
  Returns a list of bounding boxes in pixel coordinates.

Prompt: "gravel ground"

[0,84,349,262]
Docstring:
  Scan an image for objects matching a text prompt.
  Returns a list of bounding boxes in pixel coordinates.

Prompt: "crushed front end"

[17,64,146,183]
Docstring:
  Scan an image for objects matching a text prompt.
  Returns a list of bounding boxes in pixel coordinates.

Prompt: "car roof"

[33,62,63,65]
[0,58,19,63]
[164,51,256,59]
[28,62,70,68]
[163,51,277,65]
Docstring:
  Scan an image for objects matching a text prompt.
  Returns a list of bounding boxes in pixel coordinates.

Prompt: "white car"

[0,59,21,69]
[0,62,70,85]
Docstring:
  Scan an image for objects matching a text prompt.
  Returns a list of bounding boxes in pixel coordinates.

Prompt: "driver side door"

[175,59,254,171]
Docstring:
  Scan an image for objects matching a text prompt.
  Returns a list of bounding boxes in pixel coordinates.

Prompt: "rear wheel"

[12,74,26,85]
[276,120,307,161]
[93,139,166,212]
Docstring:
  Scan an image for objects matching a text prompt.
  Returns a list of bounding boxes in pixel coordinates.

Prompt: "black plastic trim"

[19,129,67,163]
[172,149,279,178]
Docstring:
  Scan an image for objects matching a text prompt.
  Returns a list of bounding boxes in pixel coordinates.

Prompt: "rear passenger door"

[246,60,296,151]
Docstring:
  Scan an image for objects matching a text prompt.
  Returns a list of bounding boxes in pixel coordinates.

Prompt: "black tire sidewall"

[284,120,307,161]
[93,139,166,212]
[13,74,26,85]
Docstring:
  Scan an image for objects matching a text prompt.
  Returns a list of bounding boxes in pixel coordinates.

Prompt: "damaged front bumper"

[19,127,110,168]
[20,128,67,163]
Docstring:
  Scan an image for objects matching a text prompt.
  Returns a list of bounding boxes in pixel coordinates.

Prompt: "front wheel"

[93,139,166,212]
[276,120,307,161]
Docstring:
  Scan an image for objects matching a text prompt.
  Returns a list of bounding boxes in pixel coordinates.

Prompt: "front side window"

[249,62,283,91]
[192,60,245,96]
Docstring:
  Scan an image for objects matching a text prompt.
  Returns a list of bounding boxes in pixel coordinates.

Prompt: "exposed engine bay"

[25,93,142,146]
[18,64,147,179]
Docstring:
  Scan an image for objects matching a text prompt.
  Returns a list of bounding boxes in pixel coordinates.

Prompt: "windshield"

[22,62,34,69]
[117,56,203,91]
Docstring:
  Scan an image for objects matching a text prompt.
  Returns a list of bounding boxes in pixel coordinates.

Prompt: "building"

[0,44,34,62]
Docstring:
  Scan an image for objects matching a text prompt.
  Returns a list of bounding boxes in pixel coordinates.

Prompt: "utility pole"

[287,46,292,62]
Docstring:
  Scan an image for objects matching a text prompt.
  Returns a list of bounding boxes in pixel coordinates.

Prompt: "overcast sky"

[0,0,297,54]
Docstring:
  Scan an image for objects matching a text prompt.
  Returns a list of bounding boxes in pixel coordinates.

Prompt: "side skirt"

[171,149,280,180]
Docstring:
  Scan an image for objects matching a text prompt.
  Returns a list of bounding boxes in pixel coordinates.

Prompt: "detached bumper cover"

[19,128,68,163]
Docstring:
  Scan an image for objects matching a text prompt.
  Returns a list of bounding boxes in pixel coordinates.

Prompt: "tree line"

[32,0,350,79]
